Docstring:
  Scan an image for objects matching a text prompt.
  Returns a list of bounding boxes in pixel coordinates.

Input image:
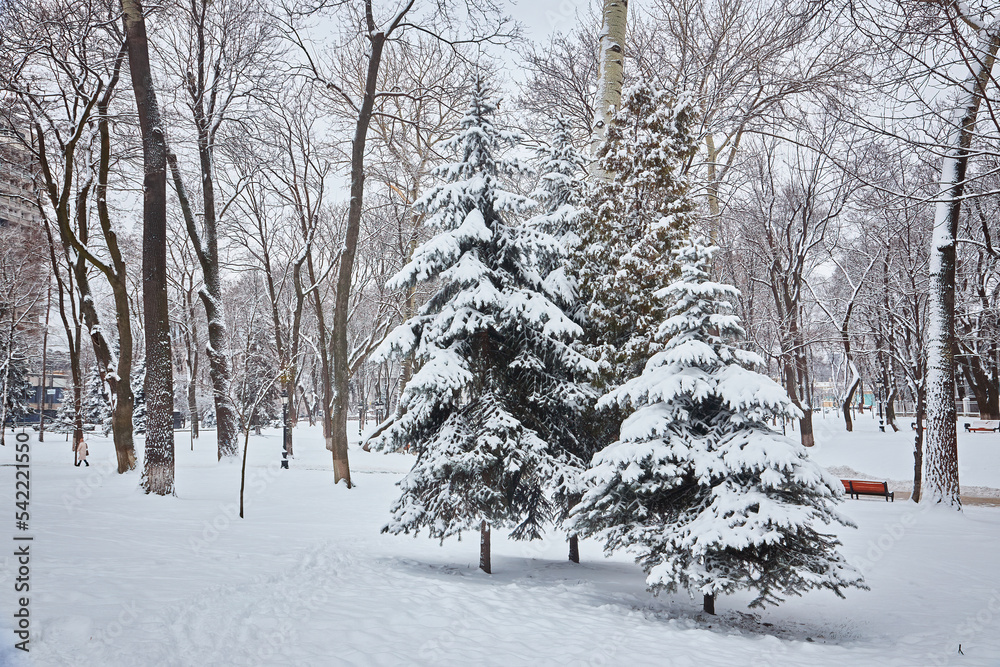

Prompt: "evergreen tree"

[571,241,866,612]
[372,77,595,572]
[238,334,278,432]
[528,116,587,284]
[81,366,112,434]
[131,358,146,435]
[53,390,79,433]
[527,116,596,561]
[575,82,698,389]
[1,350,32,425]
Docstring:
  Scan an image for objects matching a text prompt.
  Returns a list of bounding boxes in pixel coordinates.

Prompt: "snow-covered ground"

[1,415,999,666]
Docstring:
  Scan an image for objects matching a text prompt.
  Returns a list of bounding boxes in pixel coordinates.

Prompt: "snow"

[2,417,1000,666]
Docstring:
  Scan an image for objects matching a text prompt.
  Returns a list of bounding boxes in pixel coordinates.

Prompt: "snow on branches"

[372,76,595,547]
[571,241,866,610]
[575,81,698,389]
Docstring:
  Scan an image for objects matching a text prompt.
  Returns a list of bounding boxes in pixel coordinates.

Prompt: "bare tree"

[731,130,857,446]
[1,0,139,472]
[808,242,879,432]
[285,0,514,486]
[121,0,176,494]
[159,0,280,460]
[848,0,1000,507]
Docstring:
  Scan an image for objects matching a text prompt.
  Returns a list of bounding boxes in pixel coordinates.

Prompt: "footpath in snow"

[1,417,998,666]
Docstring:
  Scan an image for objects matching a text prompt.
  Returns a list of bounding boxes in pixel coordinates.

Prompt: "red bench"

[965,420,999,433]
[841,479,894,502]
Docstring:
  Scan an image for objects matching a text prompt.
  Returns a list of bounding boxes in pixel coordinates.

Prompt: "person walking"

[74,438,89,467]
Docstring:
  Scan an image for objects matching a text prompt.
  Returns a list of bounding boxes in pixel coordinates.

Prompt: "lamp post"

[280,389,289,469]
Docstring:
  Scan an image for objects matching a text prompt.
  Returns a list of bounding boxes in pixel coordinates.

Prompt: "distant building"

[1,124,50,425]
[25,350,73,422]
[0,126,41,230]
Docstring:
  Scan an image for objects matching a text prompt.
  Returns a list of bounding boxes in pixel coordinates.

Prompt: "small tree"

[81,367,112,435]
[571,241,865,613]
[131,359,146,434]
[1,348,32,426]
[372,77,594,573]
[528,117,587,266]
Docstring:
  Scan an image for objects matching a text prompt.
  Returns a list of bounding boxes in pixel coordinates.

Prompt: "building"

[0,126,41,230]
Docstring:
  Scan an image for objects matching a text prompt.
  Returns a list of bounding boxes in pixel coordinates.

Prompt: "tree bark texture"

[122,0,175,495]
[589,0,628,166]
[924,29,1000,507]
[480,520,491,574]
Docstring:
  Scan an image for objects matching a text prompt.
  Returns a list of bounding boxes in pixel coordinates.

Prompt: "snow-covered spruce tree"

[528,116,587,276]
[571,241,865,614]
[131,359,146,435]
[1,350,32,426]
[81,366,112,435]
[575,82,698,391]
[371,77,595,574]
[526,116,596,562]
[53,391,81,435]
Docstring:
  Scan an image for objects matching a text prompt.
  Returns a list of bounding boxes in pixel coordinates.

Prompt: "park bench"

[841,479,894,502]
[964,420,1000,433]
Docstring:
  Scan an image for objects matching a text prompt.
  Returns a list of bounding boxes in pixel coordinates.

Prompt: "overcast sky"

[509,0,585,40]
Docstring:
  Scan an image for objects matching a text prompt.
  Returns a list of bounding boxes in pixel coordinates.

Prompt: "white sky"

[509,0,587,40]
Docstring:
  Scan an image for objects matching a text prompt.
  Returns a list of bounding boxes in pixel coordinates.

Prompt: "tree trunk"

[202,288,238,459]
[924,29,999,508]
[960,358,999,421]
[329,30,388,489]
[96,93,138,474]
[183,294,199,439]
[262,243,295,452]
[195,131,238,459]
[122,0,174,495]
[794,333,814,447]
[38,283,50,442]
[43,223,86,454]
[912,382,926,503]
[842,367,860,433]
[165,152,237,459]
[886,385,899,432]
[703,593,716,615]
[568,536,580,564]
[589,0,628,166]
[782,321,815,447]
[480,520,491,574]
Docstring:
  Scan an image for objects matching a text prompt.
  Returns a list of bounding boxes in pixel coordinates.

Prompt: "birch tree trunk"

[588,0,628,168]
[924,28,1000,508]
[122,0,175,495]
